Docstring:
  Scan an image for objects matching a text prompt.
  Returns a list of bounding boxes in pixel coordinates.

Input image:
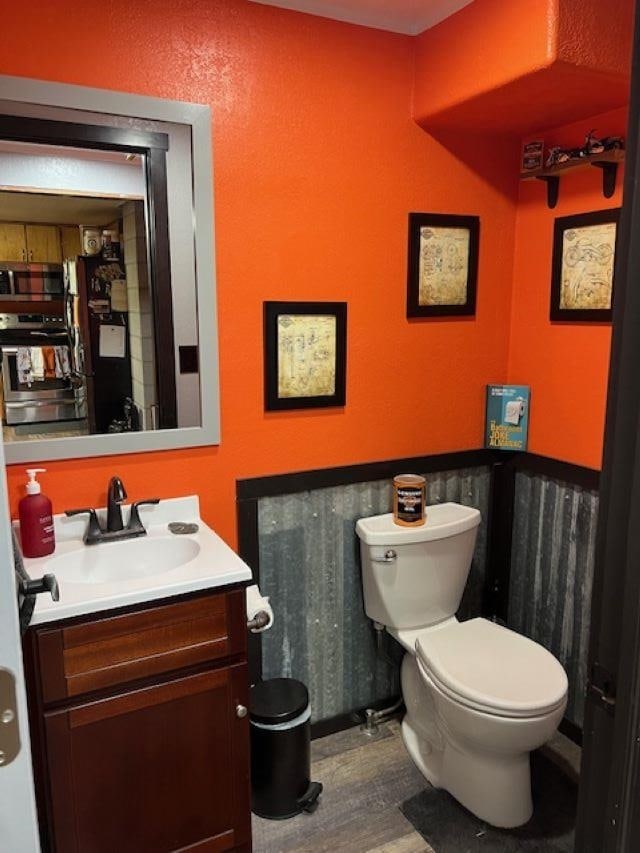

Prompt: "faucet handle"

[65,507,98,518]
[65,508,103,544]
[128,499,160,533]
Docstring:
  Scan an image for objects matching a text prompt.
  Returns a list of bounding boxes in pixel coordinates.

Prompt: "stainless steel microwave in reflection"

[0,263,64,301]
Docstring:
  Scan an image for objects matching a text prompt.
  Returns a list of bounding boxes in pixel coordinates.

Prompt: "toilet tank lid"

[356,503,481,545]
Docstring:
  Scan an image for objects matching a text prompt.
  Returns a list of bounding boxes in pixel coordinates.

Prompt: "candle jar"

[393,474,426,527]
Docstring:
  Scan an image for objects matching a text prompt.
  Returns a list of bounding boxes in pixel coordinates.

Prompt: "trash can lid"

[250,678,309,725]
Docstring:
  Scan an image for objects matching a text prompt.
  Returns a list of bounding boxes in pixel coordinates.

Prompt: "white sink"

[46,536,201,585]
[21,496,252,625]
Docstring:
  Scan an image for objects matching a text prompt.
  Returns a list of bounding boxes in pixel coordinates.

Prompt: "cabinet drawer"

[35,589,246,704]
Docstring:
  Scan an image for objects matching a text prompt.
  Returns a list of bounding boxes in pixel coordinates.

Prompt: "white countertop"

[18,495,253,626]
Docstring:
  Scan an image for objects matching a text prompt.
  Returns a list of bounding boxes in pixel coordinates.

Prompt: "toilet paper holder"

[246,584,274,633]
[247,610,271,631]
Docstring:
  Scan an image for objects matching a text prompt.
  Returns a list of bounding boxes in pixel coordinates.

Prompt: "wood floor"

[251,720,581,853]
[252,720,433,853]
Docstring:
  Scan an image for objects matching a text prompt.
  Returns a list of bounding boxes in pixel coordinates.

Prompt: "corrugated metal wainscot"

[507,470,599,728]
[257,466,491,723]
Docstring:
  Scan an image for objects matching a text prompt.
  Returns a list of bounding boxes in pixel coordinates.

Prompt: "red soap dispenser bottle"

[19,468,56,558]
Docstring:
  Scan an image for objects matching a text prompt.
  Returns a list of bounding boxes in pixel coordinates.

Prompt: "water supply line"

[374,620,399,668]
[360,622,404,736]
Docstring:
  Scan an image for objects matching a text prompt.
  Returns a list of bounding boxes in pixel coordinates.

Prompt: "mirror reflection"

[0,139,200,444]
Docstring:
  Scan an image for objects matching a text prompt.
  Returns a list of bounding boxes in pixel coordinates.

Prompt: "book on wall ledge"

[485,385,530,451]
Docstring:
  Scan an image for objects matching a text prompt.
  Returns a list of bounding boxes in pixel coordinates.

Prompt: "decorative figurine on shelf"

[545,131,625,169]
[545,145,581,167]
[579,129,625,157]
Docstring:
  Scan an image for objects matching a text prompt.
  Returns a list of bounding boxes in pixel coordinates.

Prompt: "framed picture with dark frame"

[264,301,347,411]
[550,208,621,322]
[407,212,480,318]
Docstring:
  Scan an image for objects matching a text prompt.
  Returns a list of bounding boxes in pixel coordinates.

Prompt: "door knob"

[236,704,248,719]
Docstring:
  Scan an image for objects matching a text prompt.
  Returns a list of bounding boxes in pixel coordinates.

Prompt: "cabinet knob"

[236,704,248,719]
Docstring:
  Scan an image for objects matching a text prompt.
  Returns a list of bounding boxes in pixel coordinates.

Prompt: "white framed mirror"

[0,75,220,463]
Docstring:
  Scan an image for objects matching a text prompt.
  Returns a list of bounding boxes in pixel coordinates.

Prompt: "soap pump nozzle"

[25,468,46,496]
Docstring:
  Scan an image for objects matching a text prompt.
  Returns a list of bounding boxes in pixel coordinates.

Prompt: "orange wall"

[507,108,628,469]
[558,0,633,76]
[0,0,519,544]
[414,0,555,122]
[413,0,632,134]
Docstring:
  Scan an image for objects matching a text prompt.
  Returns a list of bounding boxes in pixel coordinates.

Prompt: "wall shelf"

[521,149,625,209]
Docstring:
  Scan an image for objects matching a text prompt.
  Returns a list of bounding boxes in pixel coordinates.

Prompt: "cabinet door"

[43,664,251,853]
[0,223,27,261]
[25,224,62,263]
[59,225,82,261]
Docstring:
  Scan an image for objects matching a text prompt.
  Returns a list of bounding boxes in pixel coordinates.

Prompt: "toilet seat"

[416,618,568,719]
[420,663,566,720]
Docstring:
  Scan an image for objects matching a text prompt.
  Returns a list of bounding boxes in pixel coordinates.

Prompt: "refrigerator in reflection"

[64,257,135,434]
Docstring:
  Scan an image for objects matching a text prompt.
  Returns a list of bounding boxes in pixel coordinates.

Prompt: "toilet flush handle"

[372,549,397,563]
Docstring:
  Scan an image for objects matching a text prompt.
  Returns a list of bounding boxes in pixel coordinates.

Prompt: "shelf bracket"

[592,161,619,199]
[536,175,560,209]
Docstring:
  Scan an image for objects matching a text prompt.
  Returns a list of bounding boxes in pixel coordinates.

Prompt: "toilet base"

[400,653,540,828]
[401,717,443,788]
[402,712,534,828]
[441,734,532,828]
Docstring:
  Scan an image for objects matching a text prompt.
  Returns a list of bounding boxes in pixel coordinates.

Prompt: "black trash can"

[250,678,323,820]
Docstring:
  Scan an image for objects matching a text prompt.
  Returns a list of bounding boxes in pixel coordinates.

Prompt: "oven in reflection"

[1,343,86,427]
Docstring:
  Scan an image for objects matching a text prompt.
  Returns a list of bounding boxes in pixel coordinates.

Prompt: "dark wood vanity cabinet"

[23,586,252,853]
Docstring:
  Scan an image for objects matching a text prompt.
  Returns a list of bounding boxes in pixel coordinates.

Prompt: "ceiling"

[249,0,473,35]
[0,192,127,227]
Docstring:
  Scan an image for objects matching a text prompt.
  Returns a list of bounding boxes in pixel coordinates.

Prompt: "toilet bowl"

[356,504,569,829]
[394,617,567,827]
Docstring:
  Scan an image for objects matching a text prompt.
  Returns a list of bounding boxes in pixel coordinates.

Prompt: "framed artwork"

[550,208,621,322]
[264,301,347,411]
[407,212,480,318]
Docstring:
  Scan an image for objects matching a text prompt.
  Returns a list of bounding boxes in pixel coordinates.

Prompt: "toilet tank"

[356,503,481,630]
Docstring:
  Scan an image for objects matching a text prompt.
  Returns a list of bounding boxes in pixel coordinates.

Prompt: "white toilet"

[356,502,568,829]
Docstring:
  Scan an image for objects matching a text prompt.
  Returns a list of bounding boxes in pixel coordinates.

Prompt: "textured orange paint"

[558,0,633,75]
[414,0,556,124]
[413,0,633,134]
[507,108,628,470]
[0,0,519,544]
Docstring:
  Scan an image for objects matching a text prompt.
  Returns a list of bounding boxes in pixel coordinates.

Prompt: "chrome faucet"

[66,476,160,545]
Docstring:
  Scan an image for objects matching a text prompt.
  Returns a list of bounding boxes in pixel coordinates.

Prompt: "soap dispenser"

[19,468,55,558]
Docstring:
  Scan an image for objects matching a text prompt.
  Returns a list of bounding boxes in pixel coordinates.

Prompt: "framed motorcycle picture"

[264,301,347,411]
[550,208,620,322]
[407,212,480,318]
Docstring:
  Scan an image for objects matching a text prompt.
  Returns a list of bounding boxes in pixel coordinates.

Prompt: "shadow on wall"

[426,128,522,202]
[256,467,491,724]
